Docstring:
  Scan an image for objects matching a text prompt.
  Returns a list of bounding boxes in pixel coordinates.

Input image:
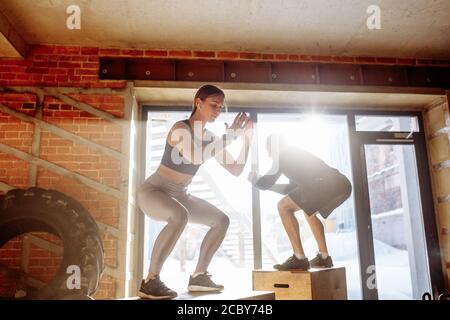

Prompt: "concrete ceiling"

[134,81,445,111]
[0,0,450,59]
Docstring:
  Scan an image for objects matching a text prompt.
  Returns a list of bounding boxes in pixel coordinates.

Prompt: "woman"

[137,85,253,299]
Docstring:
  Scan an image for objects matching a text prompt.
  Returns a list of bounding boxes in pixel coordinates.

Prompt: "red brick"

[56,75,69,82]
[43,75,56,82]
[333,56,355,63]
[82,63,98,69]
[5,132,19,138]
[261,54,274,60]
[99,48,121,56]
[57,82,83,87]
[33,61,58,68]
[76,69,98,75]
[0,73,16,80]
[275,54,288,60]
[355,57,376,63]
[58,56,72,61]
[68,75,81,82]
[217,51,239,59]
[417,59,435,65]
[1,66,26,73]
[25,67,49,74]
[81,47,99,55]
[144,50,168,57]
[120,49,144,56]
[396,58,415,65]
[55,46,80,55]
[298,55,311,61]
[56,146,71,154]
[0,59,32,66]
[8,80,35,86]
[100,81,126,89]
[81,76,99,82]
[49,68,69,75]
[376,57,397,64]
[1,124,22,131]
[168,50,192,57]
[31,45,56,54]
[31,74,43,81]
[40,146,57,154]
[310,55,333,62]
[239,52,261,60]
[100,170,120,178]
[193,51,215,58]
[71,56,89,62]
[58,62,82,68]
[79,125,104,132]
[54,110,80,118]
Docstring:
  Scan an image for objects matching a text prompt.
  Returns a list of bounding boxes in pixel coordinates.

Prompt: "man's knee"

[277,197,296,216]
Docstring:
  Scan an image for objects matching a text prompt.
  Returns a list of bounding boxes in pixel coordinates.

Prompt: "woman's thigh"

[138,186,188,222]
[177,194,229,227]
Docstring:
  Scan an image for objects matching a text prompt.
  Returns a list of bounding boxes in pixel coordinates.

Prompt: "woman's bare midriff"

[155,164,194,185]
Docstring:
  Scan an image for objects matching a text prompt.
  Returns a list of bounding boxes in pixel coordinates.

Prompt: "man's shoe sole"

[310,264,333,268]
[273,266,310,271]
[188,285,224,292]
[138,291,177,300]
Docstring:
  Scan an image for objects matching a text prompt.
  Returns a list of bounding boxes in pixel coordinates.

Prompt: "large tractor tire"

[0,187,104,299]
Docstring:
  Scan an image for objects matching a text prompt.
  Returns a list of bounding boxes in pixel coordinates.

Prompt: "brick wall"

[1,44,449,299]
[1,44,450,91]
[0,44,128,298]
[424,99,450,290]
[0,91,124,299]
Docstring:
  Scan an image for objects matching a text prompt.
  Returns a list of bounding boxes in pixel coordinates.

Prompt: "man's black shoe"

[310,253,333,268]
[273,254,310,271]
[188,272,224,292]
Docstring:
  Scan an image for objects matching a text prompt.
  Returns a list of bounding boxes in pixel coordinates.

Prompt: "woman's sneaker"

[273,255,310,271]
[309,253,333,268]
[138,275,178,299]
[188,272,224,292]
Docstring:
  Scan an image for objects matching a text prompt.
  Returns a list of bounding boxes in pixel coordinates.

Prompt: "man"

[248,134,352,270]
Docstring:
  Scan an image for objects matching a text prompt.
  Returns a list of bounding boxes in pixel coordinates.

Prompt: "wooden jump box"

[252,267,347,300]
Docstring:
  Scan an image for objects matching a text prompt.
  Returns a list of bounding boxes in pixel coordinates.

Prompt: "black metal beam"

[99,58,450,89]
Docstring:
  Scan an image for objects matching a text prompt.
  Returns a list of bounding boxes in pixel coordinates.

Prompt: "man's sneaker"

[310,253,333,268]
[138,275,177,300]
[188,272,224,292]
[273,255,310,271]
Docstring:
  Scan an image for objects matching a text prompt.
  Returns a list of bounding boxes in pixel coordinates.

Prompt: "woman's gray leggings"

[137,172,230,275]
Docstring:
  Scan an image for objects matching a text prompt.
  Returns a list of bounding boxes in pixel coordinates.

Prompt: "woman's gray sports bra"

[160,119,213,175]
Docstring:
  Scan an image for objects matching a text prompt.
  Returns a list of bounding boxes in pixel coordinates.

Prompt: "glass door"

[350,113,444,300]
[363,144,430,299]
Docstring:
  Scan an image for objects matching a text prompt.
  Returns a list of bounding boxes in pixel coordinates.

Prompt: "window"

[355,115,419,132]
[142,111,254,292]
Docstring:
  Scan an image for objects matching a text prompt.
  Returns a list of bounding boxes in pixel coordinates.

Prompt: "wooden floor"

[175,290,274,300]
[121,289,275,300]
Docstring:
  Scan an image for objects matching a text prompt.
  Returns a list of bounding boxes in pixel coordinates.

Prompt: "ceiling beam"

[0,9,28,58]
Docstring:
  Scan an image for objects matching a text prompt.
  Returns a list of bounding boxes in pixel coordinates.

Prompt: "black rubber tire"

[0,187,104,299]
